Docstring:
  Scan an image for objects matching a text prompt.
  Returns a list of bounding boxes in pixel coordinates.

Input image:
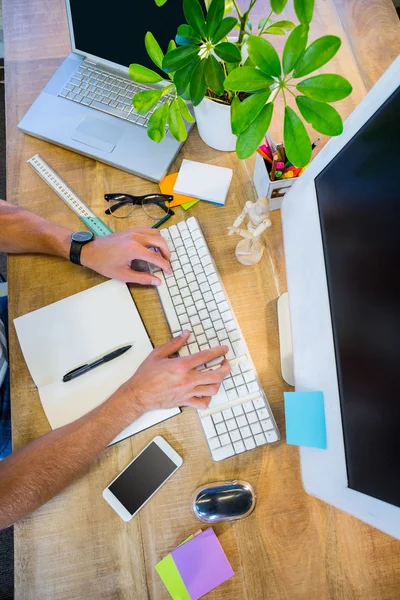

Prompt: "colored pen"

[152,212,173,229]
[257,147,273,164]
[270,153,279,181]
[62,345,132,382]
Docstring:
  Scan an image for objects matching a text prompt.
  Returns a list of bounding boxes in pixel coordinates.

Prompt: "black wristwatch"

[70,231,95,265]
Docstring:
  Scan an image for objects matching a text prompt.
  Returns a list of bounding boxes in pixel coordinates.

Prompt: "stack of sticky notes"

[155,527,234,599]
[159,159,233,211]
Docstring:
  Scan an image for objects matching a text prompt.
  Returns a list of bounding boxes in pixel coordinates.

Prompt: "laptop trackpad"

[72,117,123,153]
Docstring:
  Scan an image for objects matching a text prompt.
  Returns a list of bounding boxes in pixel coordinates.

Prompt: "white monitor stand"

[279,55,400,540]
[277,293,294,387]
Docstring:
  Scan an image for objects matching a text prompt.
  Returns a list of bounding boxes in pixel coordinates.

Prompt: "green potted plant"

[129,0,352,167]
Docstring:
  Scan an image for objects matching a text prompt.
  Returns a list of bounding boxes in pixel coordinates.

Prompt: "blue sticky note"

[284,391,327,449]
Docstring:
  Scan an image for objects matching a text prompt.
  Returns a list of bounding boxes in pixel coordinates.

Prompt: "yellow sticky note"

[160,173,198,208]
[155,554,190,600]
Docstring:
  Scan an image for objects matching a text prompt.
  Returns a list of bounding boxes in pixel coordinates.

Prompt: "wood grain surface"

[4,0,400,598]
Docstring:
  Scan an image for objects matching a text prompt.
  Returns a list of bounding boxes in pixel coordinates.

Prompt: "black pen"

[62,345,132,382]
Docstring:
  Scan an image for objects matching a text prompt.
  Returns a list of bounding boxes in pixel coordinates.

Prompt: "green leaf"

[145,32,164,70]
[214,42,242,63]
[296,73,353,101]
[176,24,201,45]
[296,96,343,135]
[178,97,195,122]
[162,46,199,73]
[282,24,308,75]
[236,103,274,159]
[231,89,270,135]
[155,0,168,5]
[212,16,237,43]
[224,0,233,15]
[271,20,296,29]
[174,59,199,95]
[294,0,314,24]
[231,95,241,130]
[204,55,225,95]
[247,36,281,77]
[206,0,225,38]
[133,88,163,115]
[190,59,207,105]
[243,56,255,67]
[183,0,207,38]
[147,102,169,143]
[283,105,311,167]
[271,0,289,13]
[264,26,286,35]
[129,64,163,84]
[168,98,187,142]
[294,35,341,78]
[224,66,273,92]
[168,40,177,53]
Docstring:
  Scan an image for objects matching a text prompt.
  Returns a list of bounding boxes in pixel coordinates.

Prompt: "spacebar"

[91,101,128,119]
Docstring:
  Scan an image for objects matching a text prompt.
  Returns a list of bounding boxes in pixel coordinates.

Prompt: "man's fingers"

[152,330,191,358]
[126,269,161,286]
[136,234,171,261]
[184,396,212,410]
[193,384,221,397]
[183,345,229,369]
[129,226,161,235]
[134,246,172,275]
[197,358,231,384]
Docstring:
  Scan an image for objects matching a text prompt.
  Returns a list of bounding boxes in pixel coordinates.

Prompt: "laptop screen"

[315,85,400,507]
[69,0,187,72]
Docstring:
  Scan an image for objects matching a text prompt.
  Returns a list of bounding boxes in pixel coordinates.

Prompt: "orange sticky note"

[160,173,198,208]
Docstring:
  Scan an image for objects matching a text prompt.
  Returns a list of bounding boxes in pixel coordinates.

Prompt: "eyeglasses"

[104,193,174,228]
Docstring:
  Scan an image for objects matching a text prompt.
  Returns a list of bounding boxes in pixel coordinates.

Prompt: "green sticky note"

[155,554,190,600]
[182,199,200,210]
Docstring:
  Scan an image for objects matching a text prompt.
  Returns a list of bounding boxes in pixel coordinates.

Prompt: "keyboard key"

[257,407,269,420]
[233,340,247,357]
[197,334,207,345]
[243,401,254,413]
[233,374,245,387]
[247,381,259,393]
[236,415,247,427]
[204,264,215,276]
[181,286,190,298]
[176,277,187,289]
[91,100,128,118]
[227,388,238,401]
[189,342,199,354]
[244,437,256,450]
[203,291,213,303]
[216,422,227,435]
[209,338,219,348]
[228,329,241,342]
[223,378,234,391]
[197,300,206,311]
[241,425,251,438]
[188,305,197,317]
[205,328,216,340]
[255,433,266,446]
[221,310,233,323]
[234,440,246,454]
[190,314,200,326]
[226,419,237,431]
[183,296,194,308]
[261,418,274,431]
[230,429,241,442]
[247,412,258,424]
[203,318,212,330]
[250,422,262,435]
[212,413,223,424]
[222,408,233,420]
[219,433,231,446]
[179,314,190,326]
[233,405,244,416]
[237,385,248,397]
[209,437,221,450]
[226,320,236,332]
[244,371,256,383]
[214,319,224,331]
[176,304,185,316]
[193,324,203,336]
[266,430,278,443]
[253,397,266,410]
[201,416,216,438]
[212,444,235,461]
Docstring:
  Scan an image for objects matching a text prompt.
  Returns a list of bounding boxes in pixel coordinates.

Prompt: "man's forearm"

[0,384,142,529]
[0,199,72,257]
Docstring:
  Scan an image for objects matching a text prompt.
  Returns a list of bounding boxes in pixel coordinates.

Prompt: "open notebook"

[14,280,180,445]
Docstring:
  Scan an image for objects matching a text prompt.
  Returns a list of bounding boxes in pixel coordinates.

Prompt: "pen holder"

[253,153,296,210]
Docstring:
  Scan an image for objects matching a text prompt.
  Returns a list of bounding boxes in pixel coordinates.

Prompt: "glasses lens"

[142,196,170,220]
[107,197,134,219]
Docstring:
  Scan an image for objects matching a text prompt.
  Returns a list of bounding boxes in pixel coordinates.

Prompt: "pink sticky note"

[171,528,234,599]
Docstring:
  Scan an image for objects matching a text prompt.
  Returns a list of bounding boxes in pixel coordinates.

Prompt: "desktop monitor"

[281,56,400,539]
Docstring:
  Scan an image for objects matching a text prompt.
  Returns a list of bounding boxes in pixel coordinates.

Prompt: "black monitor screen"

[315,85,400,507]
[69,0,187,72]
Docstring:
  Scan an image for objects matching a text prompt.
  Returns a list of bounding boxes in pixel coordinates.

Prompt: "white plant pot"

[193,97,237,152]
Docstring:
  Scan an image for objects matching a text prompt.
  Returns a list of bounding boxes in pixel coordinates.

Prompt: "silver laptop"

[18,0,192,182]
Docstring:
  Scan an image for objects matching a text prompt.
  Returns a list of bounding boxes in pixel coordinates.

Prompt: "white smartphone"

[102,436,183,521]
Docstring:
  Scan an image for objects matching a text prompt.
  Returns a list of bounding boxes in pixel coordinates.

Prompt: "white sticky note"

[174,159,233,206]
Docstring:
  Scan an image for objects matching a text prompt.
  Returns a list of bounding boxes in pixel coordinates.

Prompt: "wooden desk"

[4,1,400,598]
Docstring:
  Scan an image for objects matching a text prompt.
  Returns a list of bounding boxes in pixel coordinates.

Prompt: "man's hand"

[123,330,230,412]
[81,226,172,286]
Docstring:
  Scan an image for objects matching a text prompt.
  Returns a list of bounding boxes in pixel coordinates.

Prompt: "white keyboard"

[152,217,280,461]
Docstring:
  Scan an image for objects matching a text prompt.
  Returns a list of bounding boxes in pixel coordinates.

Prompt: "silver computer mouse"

[191,480,256,523]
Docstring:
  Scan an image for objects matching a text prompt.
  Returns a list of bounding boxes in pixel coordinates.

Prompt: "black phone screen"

[109,442,177,515]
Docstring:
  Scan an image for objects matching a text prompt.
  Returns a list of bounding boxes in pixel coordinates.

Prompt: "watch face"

[72,231,94,243]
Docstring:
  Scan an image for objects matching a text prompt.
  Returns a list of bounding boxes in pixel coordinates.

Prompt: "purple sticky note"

[171,528,234,599]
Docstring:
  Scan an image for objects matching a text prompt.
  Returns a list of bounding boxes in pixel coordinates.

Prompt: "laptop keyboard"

[58,62,170,127]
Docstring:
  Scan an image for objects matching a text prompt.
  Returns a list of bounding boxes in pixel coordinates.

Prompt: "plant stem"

[282,88,287,106]
[232,0,242,19]
[258,10,273,35]
[285,87,297,99]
